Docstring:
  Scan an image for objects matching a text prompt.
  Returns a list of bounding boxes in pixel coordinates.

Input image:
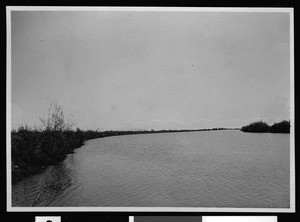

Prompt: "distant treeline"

[240,120,290,133]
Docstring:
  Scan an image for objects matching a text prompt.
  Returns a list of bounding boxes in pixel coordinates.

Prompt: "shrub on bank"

[241,120,290,133]
[11,127,104,184]
[11,103,104,184]
[241,121,270,133]
[269,120,290,133]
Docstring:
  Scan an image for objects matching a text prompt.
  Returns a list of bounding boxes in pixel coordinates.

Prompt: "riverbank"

[11,127,239,184]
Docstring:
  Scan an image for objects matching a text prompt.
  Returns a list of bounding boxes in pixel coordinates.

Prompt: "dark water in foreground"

[12,131,290,207]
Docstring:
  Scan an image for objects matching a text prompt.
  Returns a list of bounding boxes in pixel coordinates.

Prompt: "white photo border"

[6,6,295,212]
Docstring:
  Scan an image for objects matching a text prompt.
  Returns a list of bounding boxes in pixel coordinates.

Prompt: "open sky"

[10,10,291,130]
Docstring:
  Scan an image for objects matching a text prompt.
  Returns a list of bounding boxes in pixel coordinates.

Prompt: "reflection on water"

[13,162,72,206]
[12,131,290,208]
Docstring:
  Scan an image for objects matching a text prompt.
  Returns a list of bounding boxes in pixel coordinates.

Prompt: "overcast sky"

[10,10,291,130]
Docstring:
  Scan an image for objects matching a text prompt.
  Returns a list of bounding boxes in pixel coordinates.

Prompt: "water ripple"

[12,131,290,208]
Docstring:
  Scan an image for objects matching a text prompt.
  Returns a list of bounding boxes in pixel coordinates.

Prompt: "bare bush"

[39,102,74,131]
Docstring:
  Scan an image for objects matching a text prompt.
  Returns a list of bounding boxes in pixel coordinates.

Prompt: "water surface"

[12,131,290,208]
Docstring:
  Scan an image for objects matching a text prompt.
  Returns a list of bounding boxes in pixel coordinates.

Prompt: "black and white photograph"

[6,7,294,212]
